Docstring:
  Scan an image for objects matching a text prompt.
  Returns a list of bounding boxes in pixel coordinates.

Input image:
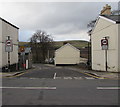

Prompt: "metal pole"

[48,50,49,63]
[22,52,25,70]
[7,36,10,72]
[105,49,107,71]
[104,37,108,71]
[88,41,89,67]
[8,52,10,72]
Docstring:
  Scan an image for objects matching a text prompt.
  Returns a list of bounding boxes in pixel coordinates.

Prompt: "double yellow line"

[4,72,27,78]
[79,71,106,79]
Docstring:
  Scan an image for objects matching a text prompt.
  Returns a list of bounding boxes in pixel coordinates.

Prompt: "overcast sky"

[0,1,119,42]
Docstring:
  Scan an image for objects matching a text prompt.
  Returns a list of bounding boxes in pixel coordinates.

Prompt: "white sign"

[101,39,108,50]
[5,40,13,52]
[102,45,108,50]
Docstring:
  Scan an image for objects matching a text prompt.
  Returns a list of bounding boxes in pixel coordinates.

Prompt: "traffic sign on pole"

[5,40,13,52]
[101,38,109,71]
[101,39,108,50]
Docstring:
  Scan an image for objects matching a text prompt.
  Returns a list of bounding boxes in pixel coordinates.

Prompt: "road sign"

[5,40,13,52]
[101,39,108,46]
[20,46,25,52]
[101,39,108,50]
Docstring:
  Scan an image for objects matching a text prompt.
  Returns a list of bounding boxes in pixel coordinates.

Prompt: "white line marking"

[53,73,57,79]
[64,77,72,79]
[39,67,42,70]
[85,77,95,79]
[1,86,56,90]
[73,77,82,80]
[55,77,61,79]
[97,87,120,90]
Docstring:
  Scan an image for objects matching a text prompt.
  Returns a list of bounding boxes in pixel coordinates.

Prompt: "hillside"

[53,40,88,49]
[19,40,88,49]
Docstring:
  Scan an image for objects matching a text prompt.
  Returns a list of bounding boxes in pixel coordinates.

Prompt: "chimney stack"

[100,4,111,15]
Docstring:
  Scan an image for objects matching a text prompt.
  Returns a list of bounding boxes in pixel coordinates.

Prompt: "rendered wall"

[91,18,118,72]
[2,21,18,67]
[118,24,120,72]
[0,19,2,70]
[55,45,80,65]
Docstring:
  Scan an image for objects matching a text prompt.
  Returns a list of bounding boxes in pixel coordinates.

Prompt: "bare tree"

[87,19,96,31]
[30,30,54,63]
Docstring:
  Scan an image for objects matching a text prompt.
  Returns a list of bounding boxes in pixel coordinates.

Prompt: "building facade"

[0,17,19,72]
[54,43,80,65]
[91,15,120,72]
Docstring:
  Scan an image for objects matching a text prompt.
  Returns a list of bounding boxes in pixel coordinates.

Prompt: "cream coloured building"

[0,17,19,72]
[54,43,80,65]
[91,15,120,72]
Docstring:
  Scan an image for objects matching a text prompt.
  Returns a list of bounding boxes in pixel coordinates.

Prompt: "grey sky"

[0,2,118,41]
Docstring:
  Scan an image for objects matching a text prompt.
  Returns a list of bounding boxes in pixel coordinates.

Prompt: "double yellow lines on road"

[79,71,106,79]
[3,72,27,78]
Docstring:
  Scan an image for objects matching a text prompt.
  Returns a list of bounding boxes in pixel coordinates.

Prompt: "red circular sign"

[101,39,108,46]
[6,40,12,46]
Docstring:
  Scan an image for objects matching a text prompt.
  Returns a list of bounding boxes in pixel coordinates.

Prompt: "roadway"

[2,64,119,106]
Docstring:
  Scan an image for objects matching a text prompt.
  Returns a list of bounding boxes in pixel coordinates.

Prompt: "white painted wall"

[91,17,119,72]
[2,20,18,67]
[0,19,2,70]
[118,24,120,71]
[55,44,80,65]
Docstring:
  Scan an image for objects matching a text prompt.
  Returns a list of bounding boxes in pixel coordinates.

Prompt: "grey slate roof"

[101,15,120,24]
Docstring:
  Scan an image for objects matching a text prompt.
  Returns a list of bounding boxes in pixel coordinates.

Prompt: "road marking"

[83,72,101,79]
[39,67,42,70]
[1,86,56,90]
[29,78,39,79]
[5,72,26,78]
[97,87,120,90]
[64,77,72,79]
[53,73,57,79]
[73,77,82,80]
[55,77,62,79]
[85,77,95,79]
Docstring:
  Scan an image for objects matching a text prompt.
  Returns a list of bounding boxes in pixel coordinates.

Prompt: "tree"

[87,19,96,31]
[29,30,54,63]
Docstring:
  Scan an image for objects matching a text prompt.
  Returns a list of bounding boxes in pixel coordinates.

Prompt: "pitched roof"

[89,15,120,35]
[0,17,19,29]
[55,43,80,52]
[100,15,120,24]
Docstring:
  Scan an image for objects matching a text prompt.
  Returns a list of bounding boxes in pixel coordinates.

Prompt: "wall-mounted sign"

[101,39,108,50]
[5,40,13,52]
[20,46,25,52]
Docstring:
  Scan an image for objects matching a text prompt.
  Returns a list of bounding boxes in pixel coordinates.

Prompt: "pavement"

[0,68,35,78]
[1,64,120,80]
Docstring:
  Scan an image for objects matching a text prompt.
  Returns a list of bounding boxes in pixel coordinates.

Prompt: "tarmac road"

[2,64,120,106]
[11,64,101,79]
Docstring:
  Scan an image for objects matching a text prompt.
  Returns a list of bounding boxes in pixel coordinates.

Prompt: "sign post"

[101,37,108,71]
[20,46,25,70]
[5,36,13,72]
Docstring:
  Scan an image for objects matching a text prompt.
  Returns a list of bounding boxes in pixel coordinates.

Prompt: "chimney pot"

[100,4,111,15]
